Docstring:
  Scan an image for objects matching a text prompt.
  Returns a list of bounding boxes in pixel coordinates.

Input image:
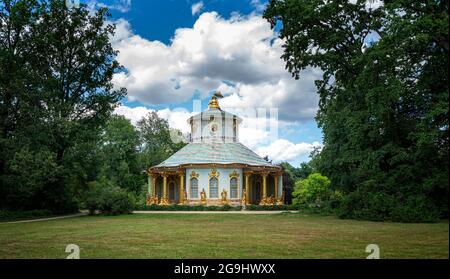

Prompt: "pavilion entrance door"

[168,181,179,204]
[251,181,261,204]
[156,183,163,203]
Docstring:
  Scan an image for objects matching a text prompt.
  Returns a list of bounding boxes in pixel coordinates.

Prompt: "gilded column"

[244,171,251,205]
[260,172,268,205]
[152,175,157,198]
[274,173,279,199]
[178,170,185,204]
[146,172,153,206]
[160,173,169,205]
[278,174,284,205]
[147,173,152,195]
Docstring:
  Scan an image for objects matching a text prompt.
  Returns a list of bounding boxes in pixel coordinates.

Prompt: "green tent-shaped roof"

[154,142,277,168]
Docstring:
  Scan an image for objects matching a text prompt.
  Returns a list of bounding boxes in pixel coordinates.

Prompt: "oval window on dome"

[211,123,218,132]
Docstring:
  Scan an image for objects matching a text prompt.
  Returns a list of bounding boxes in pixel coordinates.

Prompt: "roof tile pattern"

[155,142,275,168]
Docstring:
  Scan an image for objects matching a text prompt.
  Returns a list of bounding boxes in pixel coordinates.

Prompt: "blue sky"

[87,0,323,167]
[110,1,257,44]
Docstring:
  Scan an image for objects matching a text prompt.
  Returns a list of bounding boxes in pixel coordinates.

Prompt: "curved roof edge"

[150,142,280,170]
[150,163,282,171]
[187,108,243,124]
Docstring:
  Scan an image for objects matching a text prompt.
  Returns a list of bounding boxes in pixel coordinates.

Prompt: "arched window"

[230,177,238,199]
[190,178,198,198]
[209,177,219,198]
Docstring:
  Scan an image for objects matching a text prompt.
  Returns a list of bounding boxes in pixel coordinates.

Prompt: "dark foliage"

[0,0,125,213]
[85,184,134,215]
[264,0,448,222]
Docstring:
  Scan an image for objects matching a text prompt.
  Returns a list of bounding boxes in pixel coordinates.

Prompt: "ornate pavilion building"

[146,94,283,206]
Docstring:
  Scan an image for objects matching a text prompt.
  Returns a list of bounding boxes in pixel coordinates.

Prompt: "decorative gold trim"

[208,169,220,178]
[208,93,221,109]
[209,169,220,178]
[150,163,282,172]
[229,170,239,178]
[190,171,199,179]
[148,166,284,206]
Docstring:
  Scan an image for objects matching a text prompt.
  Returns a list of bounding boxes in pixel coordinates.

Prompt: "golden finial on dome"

[208,91,222,109]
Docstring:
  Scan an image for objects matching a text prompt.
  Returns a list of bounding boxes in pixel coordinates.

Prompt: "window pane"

[230,177,238,198]
[190,178,198,198]
[209,177,218,198]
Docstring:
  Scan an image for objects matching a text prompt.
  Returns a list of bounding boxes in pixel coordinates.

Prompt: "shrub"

[337,191,440,223]
[245,204,301,211]
[337,191,394,221]
[391,196,439,223]
[85,184,134,215]
[292,173,332,208]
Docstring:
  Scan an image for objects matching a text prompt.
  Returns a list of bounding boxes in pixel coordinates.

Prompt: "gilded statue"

[241,189,247,205]
[276,198,283,205]
[146,193,153,206]
[221,189,228,205]
[200,188,207,205]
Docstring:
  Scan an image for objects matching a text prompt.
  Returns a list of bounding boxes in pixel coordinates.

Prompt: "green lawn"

[0,213,448,259]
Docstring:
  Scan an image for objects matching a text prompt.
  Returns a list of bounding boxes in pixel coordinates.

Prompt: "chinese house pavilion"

[146,94,283,206]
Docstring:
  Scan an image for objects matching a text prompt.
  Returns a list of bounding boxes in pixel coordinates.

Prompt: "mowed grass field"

[0,213,448,259]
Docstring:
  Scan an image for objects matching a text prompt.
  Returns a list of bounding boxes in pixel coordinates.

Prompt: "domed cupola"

[188,92,242,143]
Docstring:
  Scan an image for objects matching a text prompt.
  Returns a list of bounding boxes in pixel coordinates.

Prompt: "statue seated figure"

[200,188,207,205]
[241,189,247,205]
[221,189,228,205]
[146,193,152,206]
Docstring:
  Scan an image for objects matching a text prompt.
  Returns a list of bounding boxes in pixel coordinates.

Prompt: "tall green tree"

[97,115,143,194]
[137,111,186,168]
[0,0,41,209]
[0,0,125,212]
[265,0,448,221]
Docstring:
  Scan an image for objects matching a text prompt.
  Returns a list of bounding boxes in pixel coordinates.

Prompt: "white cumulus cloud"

[114,105,193,134]
[111,12,321,123]
[191,1,204,16]
[88,0,132,13]
[256,139,323,163]
[110,10,324,164]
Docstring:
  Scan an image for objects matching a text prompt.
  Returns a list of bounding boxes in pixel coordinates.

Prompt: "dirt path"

[0,213,88,224]
[1,211,297,224]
